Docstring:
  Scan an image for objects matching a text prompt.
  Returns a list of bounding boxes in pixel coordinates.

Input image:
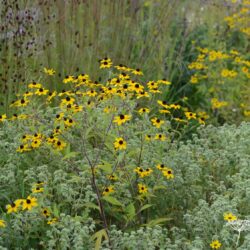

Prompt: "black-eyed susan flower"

[42,208,50,217]
[107,174,118,181]
[224,212,237,222]
[86,89,97,97]
[157,100,169,109]
[155,133,166,141]
[138,184,148,194]
[157,79,171,85]
[10,98,30,107]
[61,96,75,106]
[159,108,171,114]
[151,117,164,128]
[100,58,112,69]
[63,75,75,84]
[102,186,115,196]
[31,139,42,149]
[119,72,130,80]
[136,90,150,99]
[23,91,33,97]
[210,240,222,249]
[54,140,66,151]
[184,111,197,120]
[28,81,42,89]
[0,114,7,122]
[55,113,64,121]
[44,67,55,76]
[47,217,58,225]
[134,167,153,177]
[113,137,127,150]
[174,118,187,123]
[132,68,143,75]
[138,108,150,115]
[64,118,75,127]
[32,186,44,193]
[147,81,158,89]
[6,199,23,213]
[149,87,161,94]
[16,144,31,153]
[115,64,131,71]
[145,134,152,141]
[47,91,57,102]
[35,88,49,96]
[162,168,174,179]
[113,114,131,126]
[0,219,6,228]
[156,164,168,171]
[22,196,38,210]
[169,104,181,110]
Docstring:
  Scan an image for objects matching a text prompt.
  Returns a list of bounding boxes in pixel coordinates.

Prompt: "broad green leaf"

[153,185,167,191]
[102,196,123,206]
[91,229,108,250]
[62,151,79,160]
[139,204,153,212]
[84,202,100,212]
[144,217,172,227]
[125,203,136,220]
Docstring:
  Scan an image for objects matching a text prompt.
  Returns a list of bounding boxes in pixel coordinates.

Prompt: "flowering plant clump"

[0,60,249,249]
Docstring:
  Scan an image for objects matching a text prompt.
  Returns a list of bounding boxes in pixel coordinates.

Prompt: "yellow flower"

[0,219,6,228]
[210,240,222,249]
[157,100,169,109]
[0,114,7,122]
[107,174,118,181]
[100,58,112,69]
[145,134,152,141]
[138,108,150,115]
[47,91,57,102]
[44,67,55,76]
[154,133,166,141]
[157,79,171,85]
[31,139,42,148]
[190,75,198,84]
[64,118,75,128]
[53,140,67,151]
[28,81,42,89]
[63,75,75,84]
[42,208,50,217]
[184,112,197,120]
[6,199,23,213]
[132,68,143,75]
[114,137,127,150]
[156,164,168,171]
[16,144,31,153]
[47,218,58,225]
[35,88,49,96]
[162,168,174,179]
[134,167,153,178]
[151,117,164,128]
[113,114,131,126]
[138,184,148,194]
[224,212,237,222]
[22,196,38,210]
[102,186,115,196]
[32,186,44,193]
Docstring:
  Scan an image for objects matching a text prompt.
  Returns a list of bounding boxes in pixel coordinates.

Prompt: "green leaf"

[84,202,100,212]
[102,196,123,206]
[98,162,112,173]
[153,185,167,191]
[62,151,79,160]
[139,204,153,212]
[125,203,136,220]
[144,217,172,227]
[91,229,108,250]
